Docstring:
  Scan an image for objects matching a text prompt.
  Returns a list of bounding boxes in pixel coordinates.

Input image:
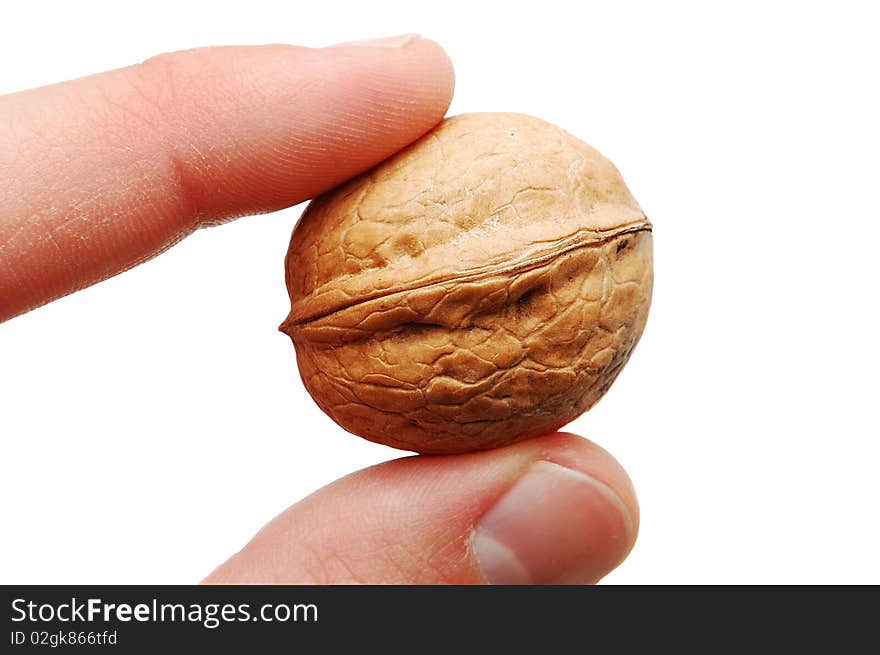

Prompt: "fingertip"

[472,460,634,584]
[177,37,456,216]
[535,432,641,541]
[320,34,455,126]
[460,432,638,584]
[409,36,456,105]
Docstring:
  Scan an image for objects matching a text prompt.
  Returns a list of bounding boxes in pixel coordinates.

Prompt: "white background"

[2,1,878,584]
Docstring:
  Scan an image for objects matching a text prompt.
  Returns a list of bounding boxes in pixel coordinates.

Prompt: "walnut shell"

[281,113,652,454]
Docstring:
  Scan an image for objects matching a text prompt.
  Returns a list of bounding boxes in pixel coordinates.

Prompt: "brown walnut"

[281,113,653,454]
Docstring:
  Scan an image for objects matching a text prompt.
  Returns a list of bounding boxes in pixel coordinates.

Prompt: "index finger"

[0,36,454,322]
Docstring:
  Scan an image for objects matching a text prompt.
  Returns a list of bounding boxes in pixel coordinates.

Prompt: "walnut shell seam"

[282,219,651,332]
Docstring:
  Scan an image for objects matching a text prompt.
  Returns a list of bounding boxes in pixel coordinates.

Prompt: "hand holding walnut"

[1,37,640,584]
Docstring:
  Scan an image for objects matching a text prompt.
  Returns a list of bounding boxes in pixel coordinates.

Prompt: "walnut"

[281,113,652,454]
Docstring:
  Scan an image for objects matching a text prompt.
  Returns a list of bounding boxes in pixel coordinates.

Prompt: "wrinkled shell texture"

[283,113,653,454]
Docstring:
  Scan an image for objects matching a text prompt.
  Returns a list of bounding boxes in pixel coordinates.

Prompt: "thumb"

[203,433,638,585]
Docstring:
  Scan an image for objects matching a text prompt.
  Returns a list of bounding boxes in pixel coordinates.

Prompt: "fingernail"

[330,34,420,48]
[472,461,634,585]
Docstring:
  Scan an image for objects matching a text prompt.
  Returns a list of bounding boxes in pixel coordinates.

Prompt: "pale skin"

[0,36,639,584]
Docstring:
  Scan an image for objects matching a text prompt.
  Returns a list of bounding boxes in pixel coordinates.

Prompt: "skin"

[0,37,640,584]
